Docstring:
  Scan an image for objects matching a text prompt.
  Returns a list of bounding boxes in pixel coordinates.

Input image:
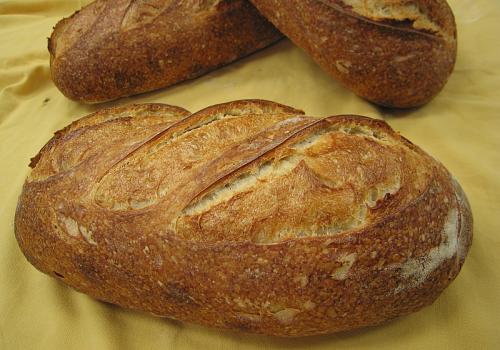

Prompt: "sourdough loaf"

[15,100,472,336]
[250,0,457,108]
[49,0,282,103]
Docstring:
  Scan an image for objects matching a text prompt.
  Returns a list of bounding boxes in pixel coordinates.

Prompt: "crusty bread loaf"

[15,100,472,336]
[250,0,457,108]
[49,0,282,103]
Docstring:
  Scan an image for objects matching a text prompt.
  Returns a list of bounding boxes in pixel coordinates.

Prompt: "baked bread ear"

[250,0,457,108]
[15,100,472,336]
[49,0,282,103]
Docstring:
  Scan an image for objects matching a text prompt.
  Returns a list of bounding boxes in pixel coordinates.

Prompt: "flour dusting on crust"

[396,207,459,293]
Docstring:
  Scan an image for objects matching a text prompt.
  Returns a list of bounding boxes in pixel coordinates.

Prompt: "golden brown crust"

[49,0,282,103]
[15,100,472,336]
[250,0,457,108]
[28,103,191,178]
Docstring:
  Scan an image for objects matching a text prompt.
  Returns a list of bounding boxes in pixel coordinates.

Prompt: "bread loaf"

[250,0,457,108]
[49,0,282,103]
[15,100,472,336]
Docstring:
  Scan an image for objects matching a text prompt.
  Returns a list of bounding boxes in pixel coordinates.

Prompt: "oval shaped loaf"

[250,0,457,108]
[15,100,472,336]
[49,0,282,103]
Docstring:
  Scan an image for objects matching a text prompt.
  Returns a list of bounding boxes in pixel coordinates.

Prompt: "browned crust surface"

[15,100,472,336]
[49,0,282,103]
[250,0,457,108]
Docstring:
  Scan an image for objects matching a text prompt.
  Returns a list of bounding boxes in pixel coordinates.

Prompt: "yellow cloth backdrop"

[1,0,499,348]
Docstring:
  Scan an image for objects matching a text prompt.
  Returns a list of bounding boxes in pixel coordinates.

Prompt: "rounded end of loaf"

[354,23,457,108]
[338,0,458,108]
[48,1,108,103]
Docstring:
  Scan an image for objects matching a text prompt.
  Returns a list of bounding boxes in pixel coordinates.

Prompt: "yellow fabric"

[1,0,499,348]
